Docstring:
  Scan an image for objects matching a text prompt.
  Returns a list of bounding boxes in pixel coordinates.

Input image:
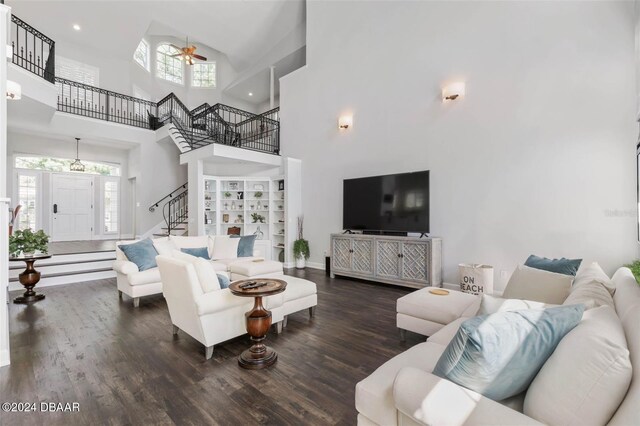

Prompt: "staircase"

[9,250,116,290]
[149,183,189,237]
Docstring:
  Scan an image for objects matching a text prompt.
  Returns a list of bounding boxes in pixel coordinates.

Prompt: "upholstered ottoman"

[396,287,480,339]
[229,260,284,280]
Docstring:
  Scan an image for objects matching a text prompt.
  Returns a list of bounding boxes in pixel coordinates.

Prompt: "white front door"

[51,174,93,241]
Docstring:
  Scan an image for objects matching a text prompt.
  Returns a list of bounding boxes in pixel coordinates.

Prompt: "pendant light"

[70,138,85,172]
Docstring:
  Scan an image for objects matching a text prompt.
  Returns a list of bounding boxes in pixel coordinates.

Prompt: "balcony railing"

[55,78,156,128]
[10,15,55,83]
[8,14,280,155]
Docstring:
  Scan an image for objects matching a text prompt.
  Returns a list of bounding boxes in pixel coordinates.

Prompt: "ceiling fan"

[170,38,207,65]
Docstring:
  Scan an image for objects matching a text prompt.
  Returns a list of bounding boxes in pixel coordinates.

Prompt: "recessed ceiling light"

[73,24,81,31]
[248,92,253,96]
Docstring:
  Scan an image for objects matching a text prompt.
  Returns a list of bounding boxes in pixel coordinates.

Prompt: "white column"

[0,3,12,368]
[187,159,204,236]
[269,65,275,110]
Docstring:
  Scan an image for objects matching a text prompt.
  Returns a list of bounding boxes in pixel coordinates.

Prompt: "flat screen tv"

[343,171,429,233]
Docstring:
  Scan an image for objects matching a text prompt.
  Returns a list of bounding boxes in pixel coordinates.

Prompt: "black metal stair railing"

[10,15,56,83]
[164,189,188,235]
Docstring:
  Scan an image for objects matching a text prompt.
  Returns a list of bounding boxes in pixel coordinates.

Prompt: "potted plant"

[9,229,50,257]
[224,191,232,198]
[293,216,310,269]
[251,213,266,223]
[255,191,263,199]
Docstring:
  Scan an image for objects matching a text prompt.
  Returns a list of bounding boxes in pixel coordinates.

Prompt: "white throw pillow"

[152,237,177,256]
[524,306,632,426]
[574,261,615,295]
[211,235,240,260]
[171,250,220,293]
[502,265,573,304]
[478,294,555,316]
[563,279,614,310]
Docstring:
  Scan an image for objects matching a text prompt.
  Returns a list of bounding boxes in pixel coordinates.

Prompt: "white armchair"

[156,255,284,360]
[114,240,163,307]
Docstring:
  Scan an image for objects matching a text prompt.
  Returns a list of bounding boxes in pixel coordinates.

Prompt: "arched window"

[156,43,183,84]
[133,39,150,71]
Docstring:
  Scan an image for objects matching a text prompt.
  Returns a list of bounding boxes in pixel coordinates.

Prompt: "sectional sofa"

[113,235,278,307]
[356,265,640,426]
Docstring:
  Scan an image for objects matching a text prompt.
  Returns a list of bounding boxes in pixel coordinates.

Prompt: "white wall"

[280,1,638,289]
[6,132,134,238]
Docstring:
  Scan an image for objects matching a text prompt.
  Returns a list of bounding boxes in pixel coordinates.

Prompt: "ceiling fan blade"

[169,44,182,51]
[193,54,207,61]
[170,53,183,57]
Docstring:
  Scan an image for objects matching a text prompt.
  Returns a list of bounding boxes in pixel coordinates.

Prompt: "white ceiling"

[7,0,306,71]
[226,46,306,104]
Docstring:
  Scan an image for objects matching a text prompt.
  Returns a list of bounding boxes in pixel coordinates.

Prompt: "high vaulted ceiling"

[7,0,305,71]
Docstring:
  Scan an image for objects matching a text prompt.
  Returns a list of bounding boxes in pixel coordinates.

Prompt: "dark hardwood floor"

[0,269,424,425]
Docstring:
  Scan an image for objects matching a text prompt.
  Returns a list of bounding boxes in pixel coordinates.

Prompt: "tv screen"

[343,171,429,233]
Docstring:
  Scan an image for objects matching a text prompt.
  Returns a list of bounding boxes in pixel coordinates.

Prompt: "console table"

[330,234,442,288]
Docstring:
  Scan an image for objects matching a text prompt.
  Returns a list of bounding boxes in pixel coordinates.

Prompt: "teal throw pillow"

[118,239,158,271]
[231,235,257,257]
[433,304,584,401]
[180,247,210,259]
[217,274,230,289]
[524,255,582,276]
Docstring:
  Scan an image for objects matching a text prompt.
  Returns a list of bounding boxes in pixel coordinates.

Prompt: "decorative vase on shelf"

[231,201,236,210]
[254,226,264,240]
[257,201,262,210]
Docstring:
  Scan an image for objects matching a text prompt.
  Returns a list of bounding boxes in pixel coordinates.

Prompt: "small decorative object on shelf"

[251,213,266,223]
[254,226,264,240]
[228,226,241,235]
[293,216,310,269]
[9,229,50,257]
[224,191,232,198]
[257,201,262,210]
[231,201,236,210]
[250,204,255,210]
[237,191,244,200]
[228,182,239,190]
[224,202,229,210]
[235,215,244,224]
[255,191,263,199]
[277,204,284,210]
[263,204,269,209]
[238,203,243,209]
[254,184,264,191]
[223,214,230,223]
[278,180,284,191]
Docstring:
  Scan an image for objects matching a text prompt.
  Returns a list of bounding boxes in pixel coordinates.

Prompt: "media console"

[330,233,442,289]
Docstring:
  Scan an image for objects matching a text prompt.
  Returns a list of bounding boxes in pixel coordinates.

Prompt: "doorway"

[50,174,94,241]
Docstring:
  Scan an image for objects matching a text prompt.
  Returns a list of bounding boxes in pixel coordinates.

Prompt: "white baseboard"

[306,261,325,270]
[0,349,10,368]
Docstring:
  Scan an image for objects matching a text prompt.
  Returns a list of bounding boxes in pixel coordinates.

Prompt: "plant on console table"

[9,229,50,257]
[293,216,310,269]
[251,213,266,223]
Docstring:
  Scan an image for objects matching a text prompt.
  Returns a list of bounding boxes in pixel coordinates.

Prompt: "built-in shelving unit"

[202,176,286,262]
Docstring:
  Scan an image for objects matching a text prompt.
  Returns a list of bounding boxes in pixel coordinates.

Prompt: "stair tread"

[9,267,114,282]
[9,257,116,270]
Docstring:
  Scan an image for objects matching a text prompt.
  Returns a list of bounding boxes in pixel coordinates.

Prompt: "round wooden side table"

[9,253,52,304]
[229,278,287,370]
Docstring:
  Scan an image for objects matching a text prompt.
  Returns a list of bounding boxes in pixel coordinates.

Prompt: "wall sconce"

[6,80,22,100]
[338,115,353,129]
[442,82,465,102]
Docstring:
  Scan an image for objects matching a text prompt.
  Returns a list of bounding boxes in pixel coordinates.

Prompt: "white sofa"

[156,255,318,359]
[113,235,274,307]
[356,267,640,426]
